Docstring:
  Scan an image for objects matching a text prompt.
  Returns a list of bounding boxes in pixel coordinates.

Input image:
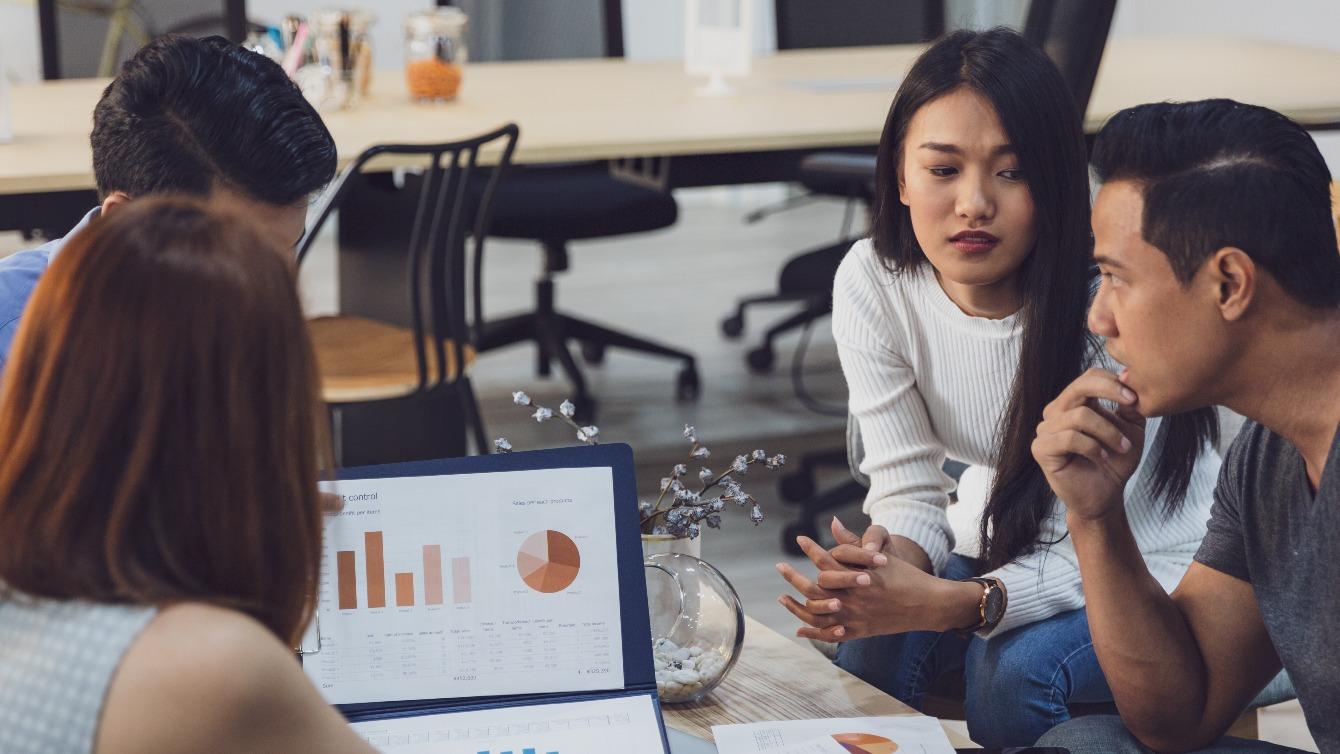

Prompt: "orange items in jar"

[406,58,462,101]
[404,8,468,102]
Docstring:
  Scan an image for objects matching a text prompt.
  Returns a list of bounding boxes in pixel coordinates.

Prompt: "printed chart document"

[303,467,625,704]
[349,694,667,754]
[712,716,954,754]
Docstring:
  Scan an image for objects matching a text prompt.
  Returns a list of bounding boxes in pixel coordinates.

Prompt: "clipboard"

[300,444,670,753]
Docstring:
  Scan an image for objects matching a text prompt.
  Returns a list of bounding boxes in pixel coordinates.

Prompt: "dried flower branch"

[496,401,785,540]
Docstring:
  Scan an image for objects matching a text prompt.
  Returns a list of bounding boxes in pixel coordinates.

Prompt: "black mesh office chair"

[777,0,1117,555]
[466,0,699,422]
[1022,0,1117,118]
[721,0,944,373]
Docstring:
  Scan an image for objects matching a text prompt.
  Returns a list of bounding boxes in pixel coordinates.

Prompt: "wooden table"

[3,37,1340,197]
[662,616,975,749]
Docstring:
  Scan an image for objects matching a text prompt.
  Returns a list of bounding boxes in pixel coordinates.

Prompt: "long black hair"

[870,28,1214,571]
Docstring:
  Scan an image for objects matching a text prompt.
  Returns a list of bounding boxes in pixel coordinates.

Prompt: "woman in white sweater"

[775,29,1220,747]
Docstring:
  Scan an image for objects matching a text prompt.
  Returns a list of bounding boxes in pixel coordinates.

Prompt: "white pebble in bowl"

[653,642,730,702]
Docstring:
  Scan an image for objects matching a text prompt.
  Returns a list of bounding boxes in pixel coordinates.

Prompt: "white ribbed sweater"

[832,239,1220,636]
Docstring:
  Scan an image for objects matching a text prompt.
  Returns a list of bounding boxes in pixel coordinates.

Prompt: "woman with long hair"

[776,28,1220,746]
[0,197,375,753]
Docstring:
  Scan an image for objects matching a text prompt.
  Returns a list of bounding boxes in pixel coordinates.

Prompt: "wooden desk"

[662,616,975,748]
[3,37,1340,197]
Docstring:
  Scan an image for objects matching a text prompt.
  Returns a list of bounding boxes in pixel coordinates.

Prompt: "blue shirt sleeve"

[0,245,57,368]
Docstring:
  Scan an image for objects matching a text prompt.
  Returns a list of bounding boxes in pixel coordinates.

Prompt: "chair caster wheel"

[581,341,606,364]
[746,346,775,373]
[779,471,815,503]
[782,522,817,556]
[721,314,745,338]
[676,365,701,401]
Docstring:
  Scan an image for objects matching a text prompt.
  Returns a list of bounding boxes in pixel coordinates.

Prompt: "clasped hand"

[775,518,955,642]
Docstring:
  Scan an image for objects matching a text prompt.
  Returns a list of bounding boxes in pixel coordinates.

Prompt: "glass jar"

[404,8,468,102]
[643,552,744,704]
[309,9,375,109]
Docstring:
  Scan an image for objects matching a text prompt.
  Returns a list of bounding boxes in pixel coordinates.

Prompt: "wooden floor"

[0,183,1317,751]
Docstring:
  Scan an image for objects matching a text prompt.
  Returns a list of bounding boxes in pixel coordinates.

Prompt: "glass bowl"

[643,552,745,703]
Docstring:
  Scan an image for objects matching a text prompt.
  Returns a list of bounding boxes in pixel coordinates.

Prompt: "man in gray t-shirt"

[1194,422,1339,749]
[1028,99,1340,753]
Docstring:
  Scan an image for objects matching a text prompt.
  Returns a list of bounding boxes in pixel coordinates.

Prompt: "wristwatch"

[960,576,1006,636]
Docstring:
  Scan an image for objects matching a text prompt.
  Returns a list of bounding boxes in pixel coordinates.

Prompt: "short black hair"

[90,35,337,206]
[1092,99,1340,309]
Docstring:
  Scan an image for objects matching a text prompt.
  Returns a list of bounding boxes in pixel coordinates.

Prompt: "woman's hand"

[826,518,934,575]
[776,521,982,642]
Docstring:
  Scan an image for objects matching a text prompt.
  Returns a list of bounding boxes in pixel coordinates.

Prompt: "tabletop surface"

[661,616,975,748]
[3,37,1340,195]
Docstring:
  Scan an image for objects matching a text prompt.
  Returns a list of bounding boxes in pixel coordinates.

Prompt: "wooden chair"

[297,124,519,465]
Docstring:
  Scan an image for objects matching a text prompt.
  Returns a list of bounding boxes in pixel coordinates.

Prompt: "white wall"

[1111,0,1340,51]
[0,1,42,83]
[623,0,776,60]
[1113,0,1340,174]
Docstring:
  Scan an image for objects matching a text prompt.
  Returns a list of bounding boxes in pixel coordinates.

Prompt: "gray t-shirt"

[1195,420,1339,751]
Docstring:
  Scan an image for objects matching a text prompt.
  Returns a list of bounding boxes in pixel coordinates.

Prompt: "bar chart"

[333,535,476,610]
[304,466,625,706]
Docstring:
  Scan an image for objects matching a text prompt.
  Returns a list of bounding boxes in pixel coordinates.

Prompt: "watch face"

[983,584,1005,624]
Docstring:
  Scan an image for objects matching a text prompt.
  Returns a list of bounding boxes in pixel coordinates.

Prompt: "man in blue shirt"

[0,34,336,366]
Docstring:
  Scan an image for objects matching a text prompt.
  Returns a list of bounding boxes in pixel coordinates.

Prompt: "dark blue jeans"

[1037,715,1308,753]
[833,554,1112,748]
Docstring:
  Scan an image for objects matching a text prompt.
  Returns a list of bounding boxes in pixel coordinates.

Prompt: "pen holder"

[643,552,744,704]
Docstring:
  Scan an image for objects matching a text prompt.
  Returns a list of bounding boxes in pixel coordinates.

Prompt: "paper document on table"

[712,715,954,754]
[302,467,625,705]
[350,693,667,753]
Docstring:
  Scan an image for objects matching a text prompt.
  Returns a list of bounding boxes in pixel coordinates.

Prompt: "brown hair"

[0,196,328,646]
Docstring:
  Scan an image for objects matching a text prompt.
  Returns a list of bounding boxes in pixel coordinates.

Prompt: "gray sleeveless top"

[0,596,157,754]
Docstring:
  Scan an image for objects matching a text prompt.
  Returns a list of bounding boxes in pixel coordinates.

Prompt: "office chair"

[721,0,944,373]
[777,0,1117,555]
[464,0,699,422]
[1022,0,1117,120]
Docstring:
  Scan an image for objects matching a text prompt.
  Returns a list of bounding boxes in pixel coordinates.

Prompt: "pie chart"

[832,733,898,754]
[517,530,582,593]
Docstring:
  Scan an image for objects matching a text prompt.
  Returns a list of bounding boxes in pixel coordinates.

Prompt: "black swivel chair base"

[477,275,700,422]
[722,294,831,374]
[721,237,850,374]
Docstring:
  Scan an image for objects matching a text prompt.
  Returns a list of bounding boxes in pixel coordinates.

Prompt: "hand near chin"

[1031,367,1146,521]
[774,518,948,642]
